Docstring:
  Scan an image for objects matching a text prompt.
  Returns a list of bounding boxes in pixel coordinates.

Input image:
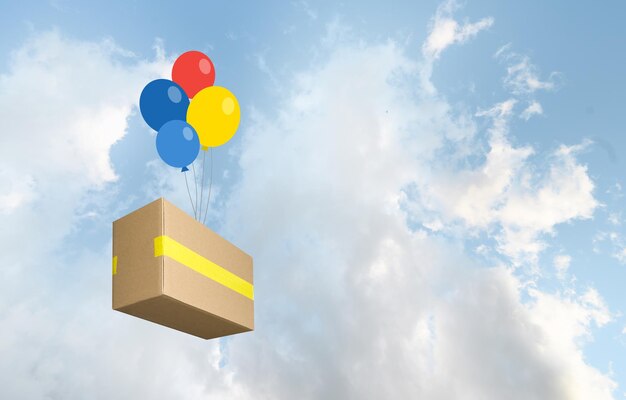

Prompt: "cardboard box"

[112,198,254,339]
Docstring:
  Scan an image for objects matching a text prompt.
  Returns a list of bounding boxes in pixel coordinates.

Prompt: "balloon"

[156,120,200,171]
[186,86,240,148]
[172,51,215,98]
[140,79,189,131]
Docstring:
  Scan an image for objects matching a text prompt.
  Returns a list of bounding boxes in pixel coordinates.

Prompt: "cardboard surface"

[112,198,254,340]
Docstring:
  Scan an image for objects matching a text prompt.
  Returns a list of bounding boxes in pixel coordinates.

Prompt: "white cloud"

[422,0,494,60]
[525,287,614,397]
[215,26,612,400]
[0,174,35,213]
[554,254,572,279]
[428,270,614,399]
[415,96,597,265]
[593,230,626,263]
[615,247,626,264]
[496,46,561,95]
[496,143,597,264]
[419,0,493,94]
[520,100,544,120]
[0,11,614,400]
[0,31,228,399]
[423,128,532,230]
[0,30,168,217]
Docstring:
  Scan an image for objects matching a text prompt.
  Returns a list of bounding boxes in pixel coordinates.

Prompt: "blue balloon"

[140,79,189,130]
[156,120,200,171]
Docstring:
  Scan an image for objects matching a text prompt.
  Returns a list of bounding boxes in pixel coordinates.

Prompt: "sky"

[0,0,625,398]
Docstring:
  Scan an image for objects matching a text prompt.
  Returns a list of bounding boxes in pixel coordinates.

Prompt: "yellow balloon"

[186,86,240,148]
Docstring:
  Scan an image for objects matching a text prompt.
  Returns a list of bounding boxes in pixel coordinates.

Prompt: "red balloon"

[171,51,216,98]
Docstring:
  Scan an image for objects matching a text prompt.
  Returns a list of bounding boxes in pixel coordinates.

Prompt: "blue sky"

[1,0,626,398]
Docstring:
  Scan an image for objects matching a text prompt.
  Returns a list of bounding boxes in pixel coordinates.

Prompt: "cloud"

[525,287,614,397]
[421,106,532,231]
[613,243,626,264]
[0,10,615,400]
[419,0,493,93]
[554,254,572,279]
[495,45,561,95]
[592,230,626,264]
[412,97,597,265]
[0,31,227,399]
[215,22,613,400]
[496,142,597,264]
[422,0,494,60]
[0,30,168,220]
[0,174,35,213]
[520,100,544,120]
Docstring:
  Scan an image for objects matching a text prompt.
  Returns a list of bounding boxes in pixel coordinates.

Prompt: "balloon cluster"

[139,51,241,172]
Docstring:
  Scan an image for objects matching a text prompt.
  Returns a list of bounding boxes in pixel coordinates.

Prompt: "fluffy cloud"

[422,0,494,60]
[0,9,615,400]
[215,21,612,400]
[0,31,226,399]
[420,0,493,93]
[412,97,597,265]
[521,100,543,120]
[496,44,561,96]
[0,30,170,257]
[554,254,572,279]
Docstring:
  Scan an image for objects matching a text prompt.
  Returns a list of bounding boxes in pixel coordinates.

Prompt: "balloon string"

[202,147,213,225]
[183,170,196,217]
[191,161,198,219]
[198,150,206,222]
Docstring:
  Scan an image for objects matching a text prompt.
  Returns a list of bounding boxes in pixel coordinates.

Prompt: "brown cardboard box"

[112,198,254,340]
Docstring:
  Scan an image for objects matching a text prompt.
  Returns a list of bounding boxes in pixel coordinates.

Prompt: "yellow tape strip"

[154,235,254,300]
[112,256,118,275]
